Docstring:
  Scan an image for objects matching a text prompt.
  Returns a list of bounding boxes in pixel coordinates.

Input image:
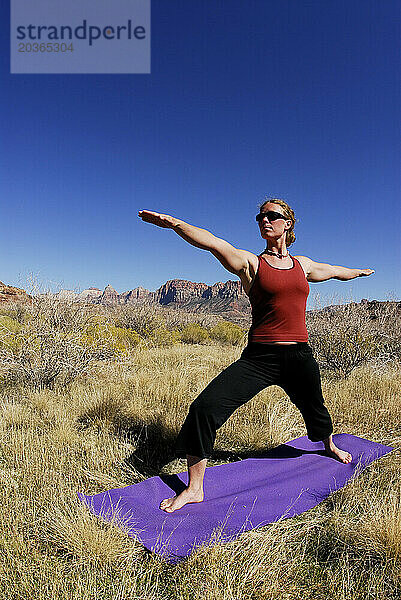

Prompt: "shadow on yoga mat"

[77,433,393,564]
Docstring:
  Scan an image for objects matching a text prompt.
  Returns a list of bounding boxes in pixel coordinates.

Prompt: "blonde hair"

[259,196,297,247]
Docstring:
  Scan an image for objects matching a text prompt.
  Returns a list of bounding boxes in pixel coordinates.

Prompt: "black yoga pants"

[175,342,333,459]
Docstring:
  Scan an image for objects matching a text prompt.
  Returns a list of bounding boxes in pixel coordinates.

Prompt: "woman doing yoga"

[138,198,374,513]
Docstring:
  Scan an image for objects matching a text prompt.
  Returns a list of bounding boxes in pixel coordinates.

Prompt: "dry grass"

[0,305,400,598]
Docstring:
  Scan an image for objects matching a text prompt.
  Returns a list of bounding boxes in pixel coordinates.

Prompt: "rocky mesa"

[53,278,250,322]
[0,281,31,304]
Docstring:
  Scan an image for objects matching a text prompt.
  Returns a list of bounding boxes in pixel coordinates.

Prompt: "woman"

[138,198,374,513]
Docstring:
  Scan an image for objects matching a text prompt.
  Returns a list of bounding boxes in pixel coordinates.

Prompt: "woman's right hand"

[138,210,180,229]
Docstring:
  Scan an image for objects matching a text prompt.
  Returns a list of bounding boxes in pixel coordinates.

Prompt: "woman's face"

[257,202,291,241]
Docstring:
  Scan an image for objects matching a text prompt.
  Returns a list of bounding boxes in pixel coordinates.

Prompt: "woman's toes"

[325,446,353,464]
[339,450,352,463]
[160,497,174,509]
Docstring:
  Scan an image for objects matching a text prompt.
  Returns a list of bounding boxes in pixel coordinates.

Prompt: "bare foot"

[324,443,352,464]
[160,487,204,513]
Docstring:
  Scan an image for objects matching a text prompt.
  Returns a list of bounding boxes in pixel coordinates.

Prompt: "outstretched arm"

[294,255,375,282]
[138,210,253,275]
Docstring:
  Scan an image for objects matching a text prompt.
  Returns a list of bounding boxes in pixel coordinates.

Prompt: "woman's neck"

[264,241,289,257]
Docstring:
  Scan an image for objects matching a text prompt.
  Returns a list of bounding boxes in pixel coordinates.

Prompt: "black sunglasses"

[256,210,288,223]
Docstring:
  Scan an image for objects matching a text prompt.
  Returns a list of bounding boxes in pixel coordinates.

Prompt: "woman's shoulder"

[292,255,312,265]
[237,249,259,271]
[293,255,312,277]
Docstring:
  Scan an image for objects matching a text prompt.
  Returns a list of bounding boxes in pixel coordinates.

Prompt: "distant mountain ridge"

[54,278,244,303]
[0,281,31,304]
[56,278,250,323]
[0,278,398,328]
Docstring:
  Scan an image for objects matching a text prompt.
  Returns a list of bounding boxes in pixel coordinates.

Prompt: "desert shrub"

[148,326,181,347]
[108,324,141,351]
[179,323,210,344]
[209,321,247,346]
[0,315,22,335]
[81,316,141,354]
[0,315,23,354]
[368,300,401,360]
[0,331,107,389]
[0,296,125,389]
[162,306,222,330]
[0,301,30,324]
[111,303,164,338]
[112,303,222,336]
[307,298,401,378]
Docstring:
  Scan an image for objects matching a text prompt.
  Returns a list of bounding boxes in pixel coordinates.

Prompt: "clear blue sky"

[1,1,400,309]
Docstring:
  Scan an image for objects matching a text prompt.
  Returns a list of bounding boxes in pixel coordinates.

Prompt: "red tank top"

[247,254,309,343]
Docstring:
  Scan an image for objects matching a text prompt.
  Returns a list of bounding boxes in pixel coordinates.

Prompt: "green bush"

[179,323,210,344]
[209,321,246,346]
[148,326,181,347]
[0,302,29,324]
[81,318,141,355]
[0,315,23,353]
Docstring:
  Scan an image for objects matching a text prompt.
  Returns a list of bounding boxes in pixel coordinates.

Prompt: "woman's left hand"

[358,269,375,277]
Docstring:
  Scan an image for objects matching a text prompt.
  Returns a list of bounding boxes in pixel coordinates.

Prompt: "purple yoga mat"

[77,433,393,563]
